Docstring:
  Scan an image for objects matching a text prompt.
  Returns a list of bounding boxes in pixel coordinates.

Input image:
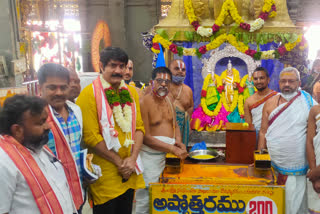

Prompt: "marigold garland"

[151,33,306,60]
[184,0,276,37]
[200,74,223,117]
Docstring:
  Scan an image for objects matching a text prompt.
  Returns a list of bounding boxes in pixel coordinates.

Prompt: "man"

[306,103,320,213]
[38,63,84,212]
[244,67,277,143]
[76,47,145,214]
[124,59,144,98]
[169,59,194,147]
[302,59,320,100]
[124,59,134,85]
[68,68,81,103]
[258,67,316,214]
[0,95,75,213]
[136,66,188,214]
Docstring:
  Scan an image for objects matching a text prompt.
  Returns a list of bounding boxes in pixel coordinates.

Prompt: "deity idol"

[219,60,244,123]
[241,70,256,102]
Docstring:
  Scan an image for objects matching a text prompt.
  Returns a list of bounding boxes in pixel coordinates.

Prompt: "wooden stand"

[225,123,256,164]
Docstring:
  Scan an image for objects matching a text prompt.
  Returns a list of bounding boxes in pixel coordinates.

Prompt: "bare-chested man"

[169,59,194,147]
[135,66,188,214]
[258,67,316,214]
[244,67,277,144]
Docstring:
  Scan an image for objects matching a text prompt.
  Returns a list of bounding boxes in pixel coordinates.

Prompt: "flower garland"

[220,68,241,113]
[184,0,276,37]
[104,80,134,147]
[200,74,223,117]
[151,33,307,60]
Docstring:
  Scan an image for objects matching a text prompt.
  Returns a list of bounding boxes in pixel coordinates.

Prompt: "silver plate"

[189,149,219,161]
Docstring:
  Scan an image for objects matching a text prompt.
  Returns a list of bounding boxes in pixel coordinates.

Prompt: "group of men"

[244,66,320,213]
[2,45,320,214]
[0,47,193,214]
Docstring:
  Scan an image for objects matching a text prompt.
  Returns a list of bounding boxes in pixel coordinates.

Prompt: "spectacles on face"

[154,79,171,85]
[279,79,299,84]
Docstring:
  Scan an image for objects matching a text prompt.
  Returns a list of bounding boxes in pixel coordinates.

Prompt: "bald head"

[68,69,81,102]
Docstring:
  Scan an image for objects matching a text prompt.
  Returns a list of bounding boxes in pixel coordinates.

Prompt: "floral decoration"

[200,74,223,117]
[184,0,276,37]
[104,80,134,148]
[151,33,307,60]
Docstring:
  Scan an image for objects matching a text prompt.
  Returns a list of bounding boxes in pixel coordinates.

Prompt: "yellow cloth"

[76,82,145,205]
[225,75,234,104]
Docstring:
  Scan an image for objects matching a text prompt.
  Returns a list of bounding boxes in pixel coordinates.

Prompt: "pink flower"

[238,86,244,94]
[245,49,257,57]
[278,46,287,56]
[192,21,200,30]
[240,23,251,31]
[169,44,178,54]
[271,5,276,11]
[259,12,269,20]
[212,24,220,32]
[152,43,160,50]
[199,46,207,54]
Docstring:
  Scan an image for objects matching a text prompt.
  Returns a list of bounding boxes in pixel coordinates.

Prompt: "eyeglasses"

[279,79,299,84]
[154,79,171,85]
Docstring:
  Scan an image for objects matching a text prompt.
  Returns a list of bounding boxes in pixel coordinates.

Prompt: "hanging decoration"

[184,0,277,37]
[151,33,307,60]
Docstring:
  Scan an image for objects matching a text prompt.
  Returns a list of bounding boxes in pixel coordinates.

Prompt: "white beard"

[280,91,298,101]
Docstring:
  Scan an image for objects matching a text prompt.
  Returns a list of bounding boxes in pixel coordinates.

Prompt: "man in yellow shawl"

[76,47,145,214]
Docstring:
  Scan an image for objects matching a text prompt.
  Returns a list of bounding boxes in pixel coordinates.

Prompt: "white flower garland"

[101,77,134,148]
[197,26,213,37]
[249,18,265,32]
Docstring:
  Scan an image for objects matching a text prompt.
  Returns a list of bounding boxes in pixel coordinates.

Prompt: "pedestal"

[225,123,256,164]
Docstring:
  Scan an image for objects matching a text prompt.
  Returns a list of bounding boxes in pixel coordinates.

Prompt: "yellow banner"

[150,184,285,214]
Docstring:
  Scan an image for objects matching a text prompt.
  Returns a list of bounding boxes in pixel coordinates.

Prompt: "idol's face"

[253,71,270,92]
[279,72,300,94]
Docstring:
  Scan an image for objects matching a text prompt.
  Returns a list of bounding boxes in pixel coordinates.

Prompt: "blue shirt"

[47,105,83,183]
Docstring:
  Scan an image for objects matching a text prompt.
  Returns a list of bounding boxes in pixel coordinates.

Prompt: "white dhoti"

[307,113,320,213]
[266,92,314,214]
[135,136,175,214]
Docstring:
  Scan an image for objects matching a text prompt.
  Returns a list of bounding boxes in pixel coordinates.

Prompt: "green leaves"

[156,29,169,40]
[184,31,194,41]
[169,31,181,41]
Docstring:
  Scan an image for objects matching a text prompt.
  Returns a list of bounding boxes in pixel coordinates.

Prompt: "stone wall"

[0,0,20,87]
[80,0,158,82]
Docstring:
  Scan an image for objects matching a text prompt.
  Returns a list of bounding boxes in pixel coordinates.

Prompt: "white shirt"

[0,147,75,214]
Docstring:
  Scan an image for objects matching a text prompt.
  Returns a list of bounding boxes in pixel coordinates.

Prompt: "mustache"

[157,86,168,90]
[52,95,65,100]
[111,73,123,78]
